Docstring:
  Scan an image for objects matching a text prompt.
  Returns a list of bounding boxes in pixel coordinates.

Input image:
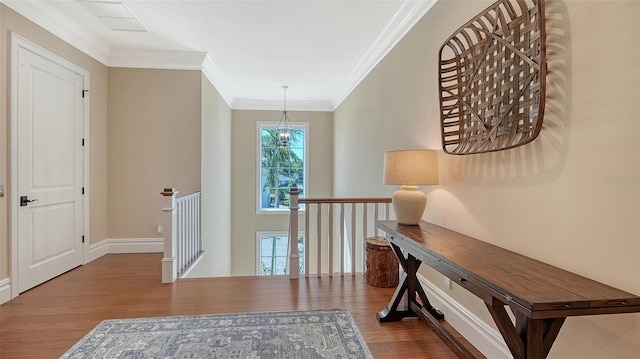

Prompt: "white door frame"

[10,33,91,299]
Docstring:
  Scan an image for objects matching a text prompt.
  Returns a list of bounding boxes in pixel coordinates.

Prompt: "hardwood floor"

[0,253,484,358]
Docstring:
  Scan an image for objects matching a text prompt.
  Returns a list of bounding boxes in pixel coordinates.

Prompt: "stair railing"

[161,188,202,283]
[288,188,391,279]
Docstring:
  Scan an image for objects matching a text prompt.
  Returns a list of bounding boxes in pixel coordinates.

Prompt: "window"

[256,232,305,276]
[258,122,306,213]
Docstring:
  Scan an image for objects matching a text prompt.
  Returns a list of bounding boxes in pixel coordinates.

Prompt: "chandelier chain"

[277,86,292,148]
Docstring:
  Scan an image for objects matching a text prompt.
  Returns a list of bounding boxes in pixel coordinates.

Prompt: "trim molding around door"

[9,33,91,300]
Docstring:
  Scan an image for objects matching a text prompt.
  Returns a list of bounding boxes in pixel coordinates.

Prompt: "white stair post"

[289,187,300,279]
[161,187,178,283]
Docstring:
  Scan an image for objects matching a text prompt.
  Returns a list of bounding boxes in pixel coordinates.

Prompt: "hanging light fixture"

[276,85,293,148]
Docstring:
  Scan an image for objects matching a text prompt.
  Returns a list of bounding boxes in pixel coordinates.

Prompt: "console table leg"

[376,272,416,322]
[377,242,417,322]
[408,254,444,320]
[526,316,565,359]
[377,243,444,322]
[487,299,525,358]
[487,298,566,359]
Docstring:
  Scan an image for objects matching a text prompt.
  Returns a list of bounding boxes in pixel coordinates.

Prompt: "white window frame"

[255,231,305,276]
[256,121,308,215]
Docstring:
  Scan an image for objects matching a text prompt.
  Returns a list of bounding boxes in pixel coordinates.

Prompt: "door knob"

[20,196,38,206]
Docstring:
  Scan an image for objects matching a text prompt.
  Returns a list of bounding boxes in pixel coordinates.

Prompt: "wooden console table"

[375,220,640,359]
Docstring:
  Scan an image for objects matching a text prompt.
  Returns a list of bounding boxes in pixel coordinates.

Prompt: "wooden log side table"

[365,236,399,288]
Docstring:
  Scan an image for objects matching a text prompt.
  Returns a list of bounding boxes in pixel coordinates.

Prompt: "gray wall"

[107,68,202,239]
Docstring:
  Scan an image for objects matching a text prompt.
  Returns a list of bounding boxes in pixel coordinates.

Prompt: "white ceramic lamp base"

[392,185,427,225]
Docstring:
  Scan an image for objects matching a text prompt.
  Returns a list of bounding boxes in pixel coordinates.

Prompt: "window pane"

[274,257,287,275]
[259,124,305,211]
[258,234,305,276]
[274,236,288,256]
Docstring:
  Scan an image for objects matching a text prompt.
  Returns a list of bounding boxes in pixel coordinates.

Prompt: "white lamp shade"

[383,150,439,185]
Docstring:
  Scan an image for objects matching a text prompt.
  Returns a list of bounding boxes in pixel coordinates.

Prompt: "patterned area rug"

[60,308,373,358]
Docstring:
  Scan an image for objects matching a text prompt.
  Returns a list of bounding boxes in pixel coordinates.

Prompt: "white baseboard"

[1,239,163,305]
[417,274,511,359]
[88,238,163,262]
[0,278,12,305]
[179,251,204,279]
[88,240,110,263]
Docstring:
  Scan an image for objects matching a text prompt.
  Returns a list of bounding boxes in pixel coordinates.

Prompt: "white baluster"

[340,203,345,276]
[362,203,368,274]
[304,203,310,277]
[316,203,322,277]
[351,203,356,276]
[288,187,300,279]
[328,204,334,276]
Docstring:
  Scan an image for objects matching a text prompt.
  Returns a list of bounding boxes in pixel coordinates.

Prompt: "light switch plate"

[444,277,451,289]
[0,184,4,197]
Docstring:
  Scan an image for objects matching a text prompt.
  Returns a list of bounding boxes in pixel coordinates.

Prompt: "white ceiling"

[2,0,437,110]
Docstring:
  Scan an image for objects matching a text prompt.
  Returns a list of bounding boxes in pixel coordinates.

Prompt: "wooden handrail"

[299,198,392,204]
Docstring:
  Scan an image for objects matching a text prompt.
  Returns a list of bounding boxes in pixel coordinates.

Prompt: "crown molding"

[201,53,234,108]
[232,99,333,112]
[108,49,235,108]
[0,0,111,64]
[108,48,206,70]
[111,49,338,111]
[330,0,439,110]
[2,0,438,111]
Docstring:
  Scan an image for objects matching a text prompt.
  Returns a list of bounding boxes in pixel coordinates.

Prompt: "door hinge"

[82,89,89,98]
[82,235,85,243]
[82,187,85,195]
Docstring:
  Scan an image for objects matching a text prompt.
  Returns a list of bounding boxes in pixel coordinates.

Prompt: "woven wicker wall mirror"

[439,0,546,155]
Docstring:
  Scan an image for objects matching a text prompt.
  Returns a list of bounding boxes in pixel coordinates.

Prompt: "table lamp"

[383,150,439,225]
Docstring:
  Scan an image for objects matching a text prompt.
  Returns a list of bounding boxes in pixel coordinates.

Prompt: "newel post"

[289,187,300,279]
[161,187,178,283]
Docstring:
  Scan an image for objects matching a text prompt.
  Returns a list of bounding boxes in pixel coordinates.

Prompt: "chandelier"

[276,86,292,148]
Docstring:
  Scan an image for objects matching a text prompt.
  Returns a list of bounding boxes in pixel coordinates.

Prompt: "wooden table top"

[376,220,640,318]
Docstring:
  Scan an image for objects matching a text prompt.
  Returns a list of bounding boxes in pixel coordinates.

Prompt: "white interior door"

[14,36,86,293]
